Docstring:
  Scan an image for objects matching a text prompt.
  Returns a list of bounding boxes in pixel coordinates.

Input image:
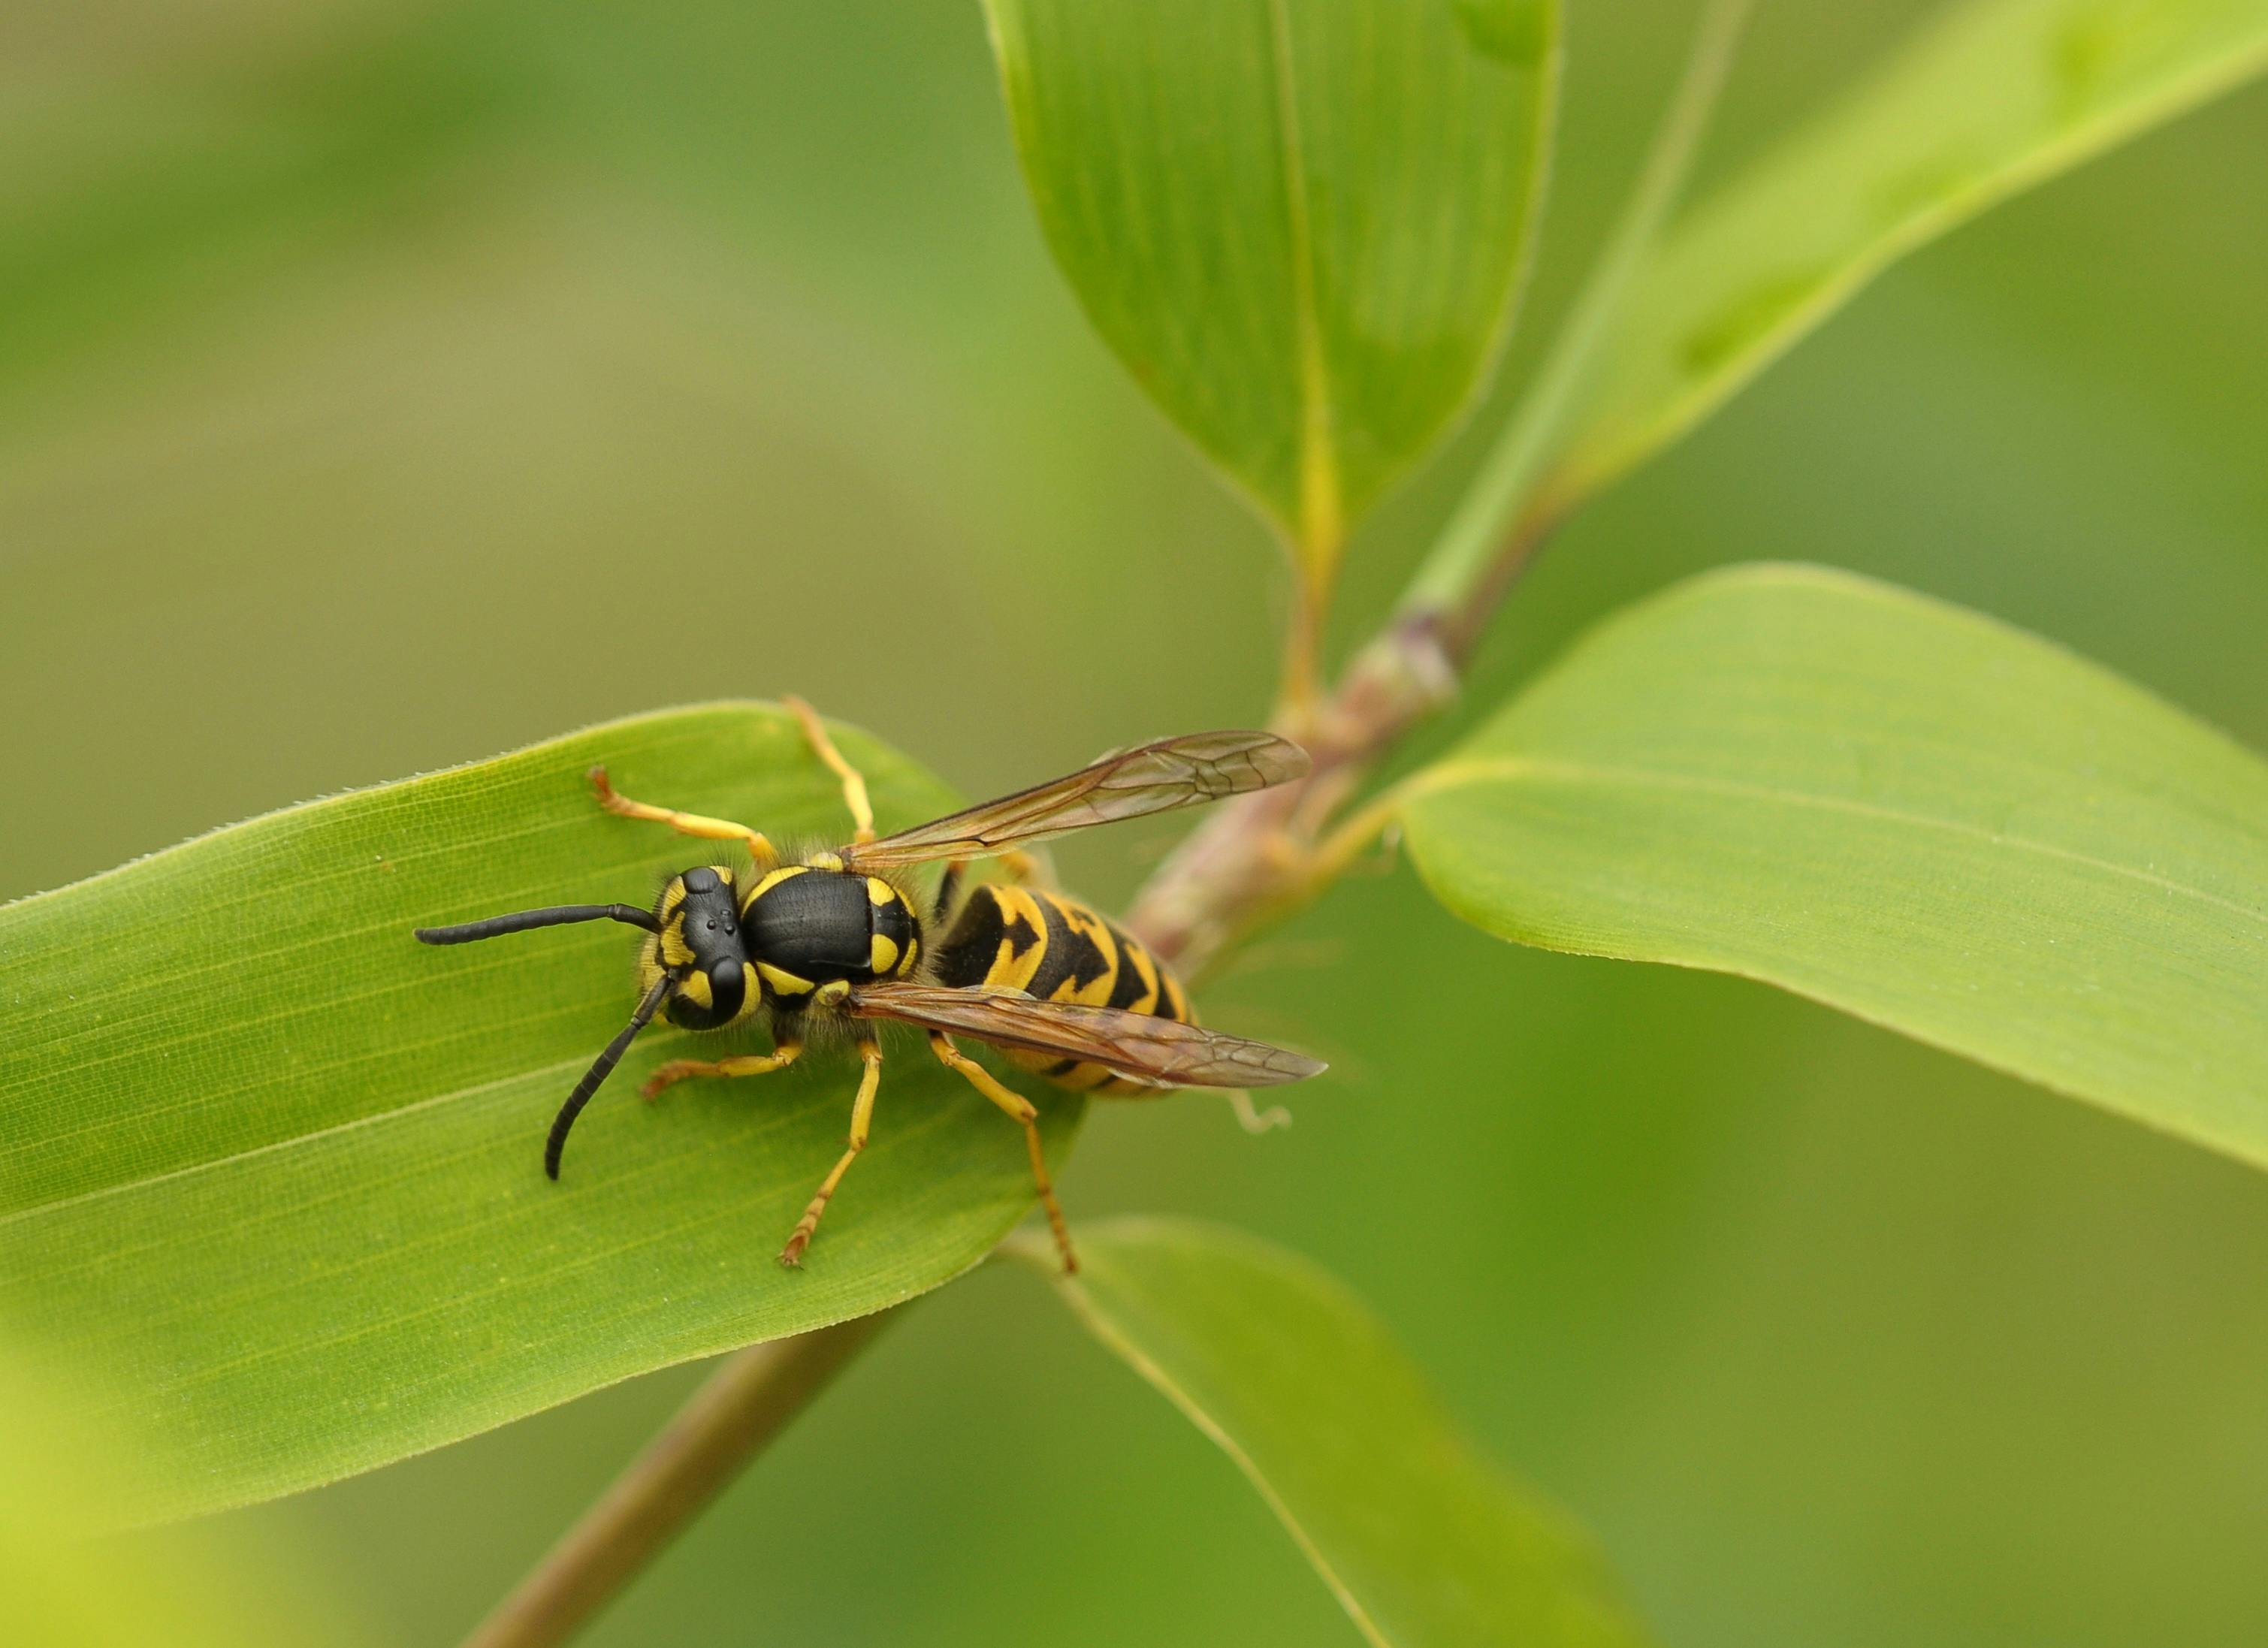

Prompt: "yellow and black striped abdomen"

[929,883,1190,1094]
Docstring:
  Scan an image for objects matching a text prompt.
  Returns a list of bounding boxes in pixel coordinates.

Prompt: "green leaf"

[1551,0,2268,503]
[0,704,1081,1521]
[1400,565,2268,1167]
[983,0,1559,569]
[1009,1217,1650,1648]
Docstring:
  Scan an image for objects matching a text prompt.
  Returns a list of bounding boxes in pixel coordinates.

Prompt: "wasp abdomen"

[933,883,1190,1094]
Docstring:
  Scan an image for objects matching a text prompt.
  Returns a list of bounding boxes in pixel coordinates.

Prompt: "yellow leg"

[784,695,875,844]
[639,1042,801,1100]
[590,767,776,863]
[779,1040,883,1267]
[927,1033,1076,1274]
[1228,1090,1292,1134]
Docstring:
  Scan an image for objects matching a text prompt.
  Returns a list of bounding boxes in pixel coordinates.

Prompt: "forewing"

[850,982,1324,1089]
[842,731,1308,870]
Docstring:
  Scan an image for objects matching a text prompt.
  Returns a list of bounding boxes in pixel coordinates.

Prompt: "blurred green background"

[6,2,2266,1644]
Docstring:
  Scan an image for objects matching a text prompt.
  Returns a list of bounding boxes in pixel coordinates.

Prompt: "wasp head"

[646,865,754,1030]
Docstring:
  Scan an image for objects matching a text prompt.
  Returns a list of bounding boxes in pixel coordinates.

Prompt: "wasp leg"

[779,1040,883,1267]
[1227,1090,1292,1133]
[784,695,875,845]
[640,1041,802,1100]
[589,767,777,864]
[926,1032,1076,1274]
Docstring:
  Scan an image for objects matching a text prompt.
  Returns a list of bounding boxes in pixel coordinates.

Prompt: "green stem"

[460,1311,895,1648]
[1397,0,1754,627]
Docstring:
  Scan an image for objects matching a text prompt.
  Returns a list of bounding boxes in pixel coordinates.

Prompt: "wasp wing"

[848,982,1324,1089]
[840,730,1308,871]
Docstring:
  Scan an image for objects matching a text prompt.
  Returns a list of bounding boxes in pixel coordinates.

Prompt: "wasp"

[415,700,1321,1272]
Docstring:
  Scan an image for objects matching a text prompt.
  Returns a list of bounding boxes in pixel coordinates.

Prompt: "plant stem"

[1127,0,1752,973]
[460,1311,894,1648]
[1123,512,1551,978]
[1397,0,1753,626]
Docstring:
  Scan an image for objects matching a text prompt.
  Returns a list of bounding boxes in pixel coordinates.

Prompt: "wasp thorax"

[737,865,920,1010]
[655,865,750,1030]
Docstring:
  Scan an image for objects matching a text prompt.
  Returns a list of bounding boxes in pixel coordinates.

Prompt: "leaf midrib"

[1264,0,1339,551]
[0,1028,717,1230]
[1407,755,2268,928]
[2,923,595,1096]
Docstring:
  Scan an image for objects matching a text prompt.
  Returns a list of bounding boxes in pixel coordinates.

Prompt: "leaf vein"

[1410,755,2268,927]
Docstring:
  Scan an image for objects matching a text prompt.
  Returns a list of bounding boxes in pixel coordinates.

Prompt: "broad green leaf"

[1010,1217,1650,1648]
[0,704,1082,1521]
[1400,565,2268,1165]
[983,0,1559,569]
[1551,0,2268,503]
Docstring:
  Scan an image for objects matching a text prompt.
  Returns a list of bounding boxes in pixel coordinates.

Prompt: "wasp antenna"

[546,977,672,1181]
[415,904,660,945]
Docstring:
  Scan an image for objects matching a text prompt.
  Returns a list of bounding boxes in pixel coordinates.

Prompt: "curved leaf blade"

[1010,1217,1650,1648]
[984,0,1560,565]
[0,704,1083,1520]
[1553,0,2268,501]
[1401,565,2268,1165]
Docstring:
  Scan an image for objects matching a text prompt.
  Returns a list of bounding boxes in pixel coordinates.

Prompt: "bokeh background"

[7,2,2267,1644]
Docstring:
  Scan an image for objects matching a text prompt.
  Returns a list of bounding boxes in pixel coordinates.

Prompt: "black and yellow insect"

[414,701,1321,1272]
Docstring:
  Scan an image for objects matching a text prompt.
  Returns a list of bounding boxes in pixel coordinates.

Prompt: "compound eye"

[682,866,721,895]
